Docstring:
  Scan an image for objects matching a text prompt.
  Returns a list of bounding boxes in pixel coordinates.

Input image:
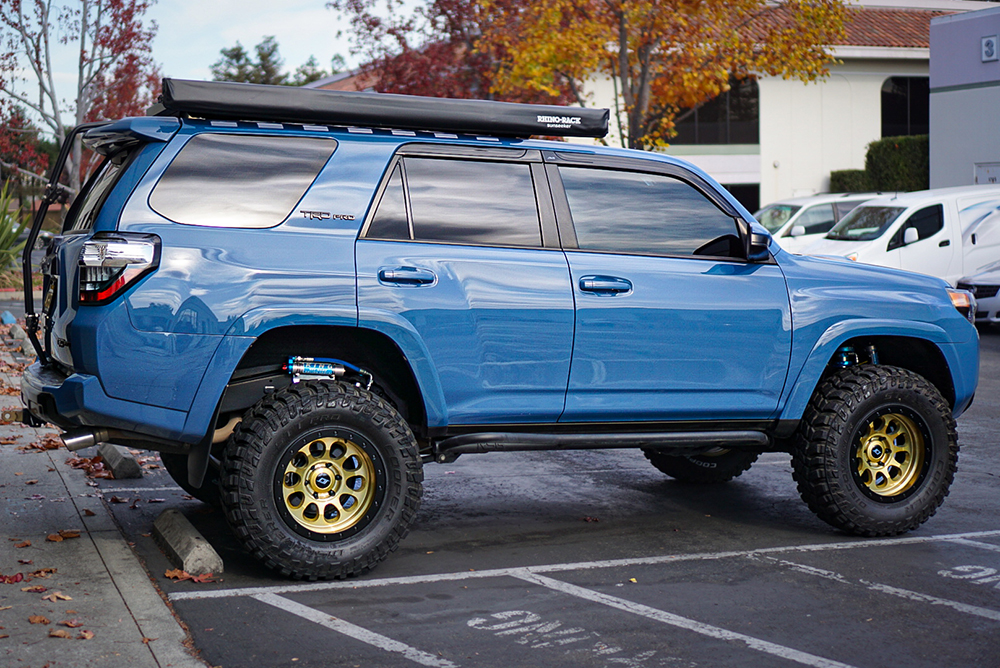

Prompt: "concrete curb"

[98,442,143,479]
[153,509,224,576]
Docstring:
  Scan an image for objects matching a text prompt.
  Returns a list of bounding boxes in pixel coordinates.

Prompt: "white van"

[801,185,1000,286]
[754,193,879,253]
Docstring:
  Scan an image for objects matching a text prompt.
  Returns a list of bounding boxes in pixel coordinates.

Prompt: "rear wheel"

[643,448,759,483]
[160,452,221,506]
[221,381,422,580]
[792,365,957,536]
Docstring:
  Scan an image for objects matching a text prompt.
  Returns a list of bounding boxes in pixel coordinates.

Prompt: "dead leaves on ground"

[46,530,80,542]
[164,568,216,584]
[65,454,113,479]
[16,434,62,453]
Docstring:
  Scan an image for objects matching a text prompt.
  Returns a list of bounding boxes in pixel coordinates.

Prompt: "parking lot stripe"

[858,581,1000,622]
[169,529,1000,602]
[762,556,1000,623]
[946,538,1000,553]
[252,592,460,668]
[511,571,858,668]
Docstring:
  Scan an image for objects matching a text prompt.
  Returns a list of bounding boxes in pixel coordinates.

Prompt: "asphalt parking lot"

[96,328,1000,668]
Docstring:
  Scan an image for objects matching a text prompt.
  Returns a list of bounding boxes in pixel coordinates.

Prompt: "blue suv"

[20,79,979,579]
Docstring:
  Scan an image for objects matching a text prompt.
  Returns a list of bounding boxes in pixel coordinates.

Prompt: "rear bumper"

[21,361,190,440]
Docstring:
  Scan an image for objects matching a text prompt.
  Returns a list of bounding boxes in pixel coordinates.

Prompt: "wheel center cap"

[310,467,336,492]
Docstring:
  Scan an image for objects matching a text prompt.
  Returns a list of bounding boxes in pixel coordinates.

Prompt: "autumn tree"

[0,0,160,190]
[480,0,847,149]
[0,106,51,191]
[327,0,573,104]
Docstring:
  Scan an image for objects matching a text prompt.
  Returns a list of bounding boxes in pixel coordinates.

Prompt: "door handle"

[579,275,632,295]
[378,266,436,285]
[939,239,951,247]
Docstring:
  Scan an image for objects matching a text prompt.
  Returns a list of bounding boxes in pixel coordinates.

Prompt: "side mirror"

[789,225,806,238]
[903,227,919,245]
[747,232,770,262]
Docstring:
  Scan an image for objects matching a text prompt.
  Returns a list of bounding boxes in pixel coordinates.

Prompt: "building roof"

[837,8,954,48]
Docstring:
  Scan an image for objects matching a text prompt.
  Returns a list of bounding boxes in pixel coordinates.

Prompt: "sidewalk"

[0,328,205,667]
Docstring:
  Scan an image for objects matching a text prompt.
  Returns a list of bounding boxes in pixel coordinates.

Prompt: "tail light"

[78,233,160,305]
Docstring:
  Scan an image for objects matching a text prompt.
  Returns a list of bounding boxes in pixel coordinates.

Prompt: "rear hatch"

[23,118,178,370]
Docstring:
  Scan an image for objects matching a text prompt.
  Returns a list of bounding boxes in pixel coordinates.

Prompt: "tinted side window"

[66,152,133,232]
[797,204,836,235]
[889,204,944,249]
[401,157,541,247]
[367,164,409,240]
[558,166,738,256]
[149,134,337,228]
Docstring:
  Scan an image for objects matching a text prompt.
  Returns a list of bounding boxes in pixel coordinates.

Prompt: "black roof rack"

[149,78,609,139]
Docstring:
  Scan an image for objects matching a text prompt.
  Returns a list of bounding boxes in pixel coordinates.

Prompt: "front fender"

[780,319,972,421]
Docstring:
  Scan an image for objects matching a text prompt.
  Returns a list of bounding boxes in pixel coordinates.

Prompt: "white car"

[802,185,1000,286]
[957,262,1000,326]
[754,193,878,253]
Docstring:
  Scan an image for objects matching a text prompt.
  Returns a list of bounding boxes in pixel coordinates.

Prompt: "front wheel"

[221,381,423,580]
[792,365,957,536]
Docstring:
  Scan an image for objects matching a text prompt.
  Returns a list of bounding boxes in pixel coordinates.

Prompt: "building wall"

[759,58,927,205]
[929,7,1000,188]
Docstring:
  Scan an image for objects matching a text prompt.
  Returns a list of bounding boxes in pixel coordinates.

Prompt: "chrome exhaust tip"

[61,428,109,452]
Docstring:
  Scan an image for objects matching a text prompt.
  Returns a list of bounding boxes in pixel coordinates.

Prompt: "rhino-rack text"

[537,115,583,129]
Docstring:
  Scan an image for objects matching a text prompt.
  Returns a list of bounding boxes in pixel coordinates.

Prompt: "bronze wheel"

[852,410,927,500]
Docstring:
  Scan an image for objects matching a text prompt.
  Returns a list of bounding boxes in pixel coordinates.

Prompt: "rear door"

[356,146,574,426]
[548,155,792,423]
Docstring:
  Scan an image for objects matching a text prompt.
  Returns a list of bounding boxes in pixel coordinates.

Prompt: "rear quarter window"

[149,134,337,228]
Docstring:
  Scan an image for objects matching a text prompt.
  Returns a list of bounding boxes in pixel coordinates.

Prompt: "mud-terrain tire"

[643,448,759,483]
[792,365,957,536]
[221,381,423,580]
[160,452,221,506]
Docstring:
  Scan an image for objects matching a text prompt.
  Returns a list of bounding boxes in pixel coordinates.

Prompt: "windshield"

[826,205,905,241]
[754,204,800,233]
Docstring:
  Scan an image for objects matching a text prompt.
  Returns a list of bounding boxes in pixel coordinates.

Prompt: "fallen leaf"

[28,615,50,624]
[65,610,77,614]
[30,568,56,578]
[58,620,83,628]
[48,628,73,639]
[164,569,189,581]
[0,633,8,639]
[108,496,127,504]
[129,499,140,510]
[42,592,72,602]
[0,573,24,584]
[141,636,157,644]
[21,586,47,593]
[0,606,11,611]
[629,578,637,583]
[14,541,30,548]
[190,573,216,583]
[148,498,165,503]
[45,534,63,543]
[17,559,32,565]
[24,480,38,485]
[57,530,80,539]
[583,516,599,523]
[77,630,94,640]
[14,472,22,476]
[82,509,96,517]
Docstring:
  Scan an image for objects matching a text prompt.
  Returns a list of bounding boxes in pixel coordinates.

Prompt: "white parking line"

[511,571,858,668]
[946,538,1000,553]
[760,556,1000,622]
[859,581,1000,622]
[253,592,460,668]
[169,529,1000,601]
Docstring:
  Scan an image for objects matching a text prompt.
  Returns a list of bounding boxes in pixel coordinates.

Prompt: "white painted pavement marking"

[858,581,1000,622]
[510,570,858,668]
[252,592,459,668]
[946,538,1000,553]
[759,556,1000,622]
[170,529,1000,601]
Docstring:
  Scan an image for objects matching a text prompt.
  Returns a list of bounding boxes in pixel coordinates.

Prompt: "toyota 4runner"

[20,79,979,580]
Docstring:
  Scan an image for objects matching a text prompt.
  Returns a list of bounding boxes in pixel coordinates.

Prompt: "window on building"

[881,77,929,137]
[672,79,759,145]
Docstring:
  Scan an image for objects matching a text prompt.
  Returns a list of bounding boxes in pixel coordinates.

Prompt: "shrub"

[830,169,870,192]
[865,135,929,192]
[0,182,28,271]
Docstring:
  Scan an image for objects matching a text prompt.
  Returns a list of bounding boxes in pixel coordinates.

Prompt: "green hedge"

[864,135,929,192]
[830,169,870,193]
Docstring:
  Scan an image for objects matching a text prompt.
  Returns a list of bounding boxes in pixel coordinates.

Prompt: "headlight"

[947,288,976,323]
